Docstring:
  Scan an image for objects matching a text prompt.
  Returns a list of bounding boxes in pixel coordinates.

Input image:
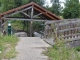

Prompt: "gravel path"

[12,37,50,60]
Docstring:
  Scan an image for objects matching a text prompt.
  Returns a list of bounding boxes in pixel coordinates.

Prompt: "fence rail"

[45,19,80,42]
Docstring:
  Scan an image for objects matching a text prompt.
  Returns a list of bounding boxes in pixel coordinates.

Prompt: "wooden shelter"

[0,2,61,36]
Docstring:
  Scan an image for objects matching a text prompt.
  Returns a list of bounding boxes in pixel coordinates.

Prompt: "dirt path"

[12,37,50,60]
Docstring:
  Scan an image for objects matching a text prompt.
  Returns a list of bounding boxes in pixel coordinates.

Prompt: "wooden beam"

[3,17,53,21]
[34,7,56,20]
[60,33,80,39]
[0,20,2,32]
[58,27,80,33]
[30,6,34,36]
[21,11,30,18]
[31,5,34,18]
[0,2,33,16]
[30,21,33,36]
[1,20,8,26]
[1,20,5,32]
[2,6,32,19]
[45,19,80,24]
[33,13,42,18]
[33,2,61,20]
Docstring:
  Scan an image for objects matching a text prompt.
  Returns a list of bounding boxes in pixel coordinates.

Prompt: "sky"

[46,0,80,7]
[45,0,65,7]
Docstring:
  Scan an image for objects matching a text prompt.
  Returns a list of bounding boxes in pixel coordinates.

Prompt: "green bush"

[75,46,80,51]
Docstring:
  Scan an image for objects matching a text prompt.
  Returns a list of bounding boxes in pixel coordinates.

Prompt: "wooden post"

[30,23,32,37]
[1,20,4,33]
[57,22,59,38]
[30,6,34,37]
[0,20,1,32]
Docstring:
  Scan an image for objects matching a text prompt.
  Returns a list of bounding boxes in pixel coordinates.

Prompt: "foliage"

[0,0,15,12]
[22,0,45,7]
[63,0,80,19]
[75,46,80,51]
[14,0,22,7]
[4,48,17,59]
[48,0,62,15]
[45,0,63,16]
[0,0,45,13]
[45,38,80,60]
[12,21,24,31]
[0,35,18,59]
[33,22,43,32]
[11,21,43,33]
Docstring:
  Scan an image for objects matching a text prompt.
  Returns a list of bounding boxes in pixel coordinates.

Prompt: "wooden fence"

[45,19,80,47]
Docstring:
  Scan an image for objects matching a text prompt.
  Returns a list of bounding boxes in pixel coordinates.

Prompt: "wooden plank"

[31,6,34,19]
[34,7,56,20]
[65,37,80,42]
[59,33,80,38]
[58,27,80,33]
[33,2,61,20]
[30,21,33,36]
[0,20,1,32]
[0,2,33,16]
[1,20,8,26]
[4,18,52,21]
[45,19,80,24]
[58,23,73,27]
[21,12,30,18]
[44,19,80,42]
[3,18,80,24]
[2,6,32,19]
[56,22,59,37]
[33,13,42,18]
[30,6,34,37]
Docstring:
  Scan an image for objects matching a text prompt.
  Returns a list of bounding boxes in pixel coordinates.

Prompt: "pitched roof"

[0,2,61,20]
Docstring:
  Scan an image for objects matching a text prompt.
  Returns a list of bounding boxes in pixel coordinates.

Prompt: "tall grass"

[45,30,80,60]
[0,35,18,60]
[45,39,80,60]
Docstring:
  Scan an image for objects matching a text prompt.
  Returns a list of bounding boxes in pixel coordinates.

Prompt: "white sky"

[45,0,65,7]
[46,0,80,7]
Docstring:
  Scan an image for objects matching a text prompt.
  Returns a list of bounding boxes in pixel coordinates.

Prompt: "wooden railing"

[45,19,80,42]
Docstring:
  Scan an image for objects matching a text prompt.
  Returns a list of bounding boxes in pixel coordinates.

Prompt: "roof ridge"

[32,2,61,20]
[0,2,61,20]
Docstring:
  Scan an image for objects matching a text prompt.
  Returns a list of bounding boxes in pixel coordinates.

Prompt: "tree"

[22,0,45,7]
[49,0,62,15]
[63,0,80,19]
[0,0,15,12]
[14,0,22,7]
[0,0,45,12]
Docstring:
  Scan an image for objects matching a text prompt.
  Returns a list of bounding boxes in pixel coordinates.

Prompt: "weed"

[0,35,18,60]
[45,36,80,60]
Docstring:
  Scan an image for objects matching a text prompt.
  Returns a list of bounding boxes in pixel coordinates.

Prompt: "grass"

[75,46,80,51]
[44,38,80,60]
[4,48,17,59]
[0,35,18,60]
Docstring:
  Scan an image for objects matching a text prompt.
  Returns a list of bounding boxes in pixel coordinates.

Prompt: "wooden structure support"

[30,5,34,36]
[0,20,2,32]
[0,2,61,36]
[45,18,80,42]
